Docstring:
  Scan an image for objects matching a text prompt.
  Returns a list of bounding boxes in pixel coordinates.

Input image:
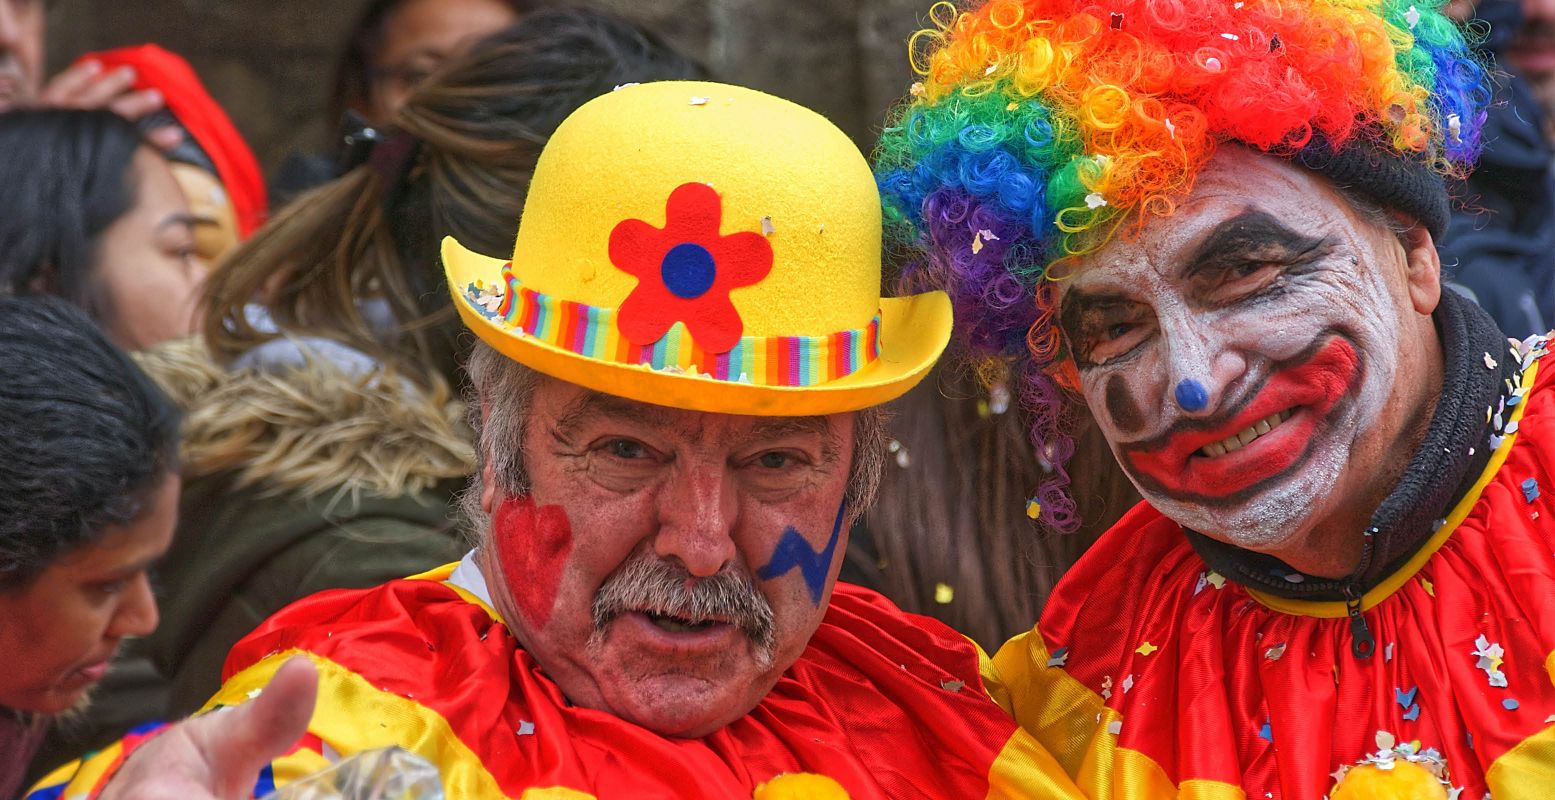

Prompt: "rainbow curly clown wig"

[874,0,1491,531]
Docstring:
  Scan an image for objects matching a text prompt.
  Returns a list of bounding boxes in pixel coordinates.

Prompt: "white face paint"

[1060,147,1426,552]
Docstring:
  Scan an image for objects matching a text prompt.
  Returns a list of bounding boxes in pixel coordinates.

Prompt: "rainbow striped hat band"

[462,262,882,388]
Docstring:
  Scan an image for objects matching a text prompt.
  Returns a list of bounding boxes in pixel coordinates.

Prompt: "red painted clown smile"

[1124,337,1361,500]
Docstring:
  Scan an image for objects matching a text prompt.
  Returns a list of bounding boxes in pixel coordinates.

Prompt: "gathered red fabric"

[79,44,267,237]
[1003,350,1555,797]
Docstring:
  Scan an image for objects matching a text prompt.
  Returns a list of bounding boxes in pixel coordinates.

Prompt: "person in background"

[27,8,707,780]
[272,0,532,199]
[1437,0,1554,338]
[335,0,531,126]
[0,109,206,351]
[77,44,269,266]
[0,0,179,146]
[0,297,180,799]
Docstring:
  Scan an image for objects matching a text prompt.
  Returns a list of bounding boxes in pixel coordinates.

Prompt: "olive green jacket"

[32,338,474,778]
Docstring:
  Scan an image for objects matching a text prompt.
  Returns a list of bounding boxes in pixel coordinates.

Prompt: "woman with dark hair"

[0,297,180,797]
[333,0,535,126]
[31,7,707,775]
[0,109,207,350]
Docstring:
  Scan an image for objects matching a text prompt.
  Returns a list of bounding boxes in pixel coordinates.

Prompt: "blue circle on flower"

[661,243,717,299]
[1174,379,1209,412]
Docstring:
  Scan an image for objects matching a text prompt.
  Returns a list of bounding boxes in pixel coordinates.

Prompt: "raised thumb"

[194,656,319,796]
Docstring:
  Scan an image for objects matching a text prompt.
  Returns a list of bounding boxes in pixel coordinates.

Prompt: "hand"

[36,60,183,150]
[100,657,318,800]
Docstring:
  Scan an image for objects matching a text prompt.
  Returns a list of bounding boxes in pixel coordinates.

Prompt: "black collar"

[1185,289,1516,602]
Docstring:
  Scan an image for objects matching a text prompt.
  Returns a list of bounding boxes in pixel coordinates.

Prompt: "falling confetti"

[1025,498,1042,520]
[1085,192,1107,209]
[984,63,998,76]
[761,216,775,237]
[1404,5,1421,28]
[1385,642,1395,662]
[1523,478,1540,503]
[934,583,955,604]
[517,720,536,736]
[1135,641,1159,656]
[1106,720,1123,735]
[1220,32,1239,40]
[940,679,965,693]
[1504,698,1521,711]
[1046,646,1070,668]
[1205,57,1223,72]
[1110,12,1123,29]
[909,82,925,97]
[1259,719,1273,742]
[1265,643,1287,661]
[1485,352,1499,370]
[1101,675,1114,700]
[689,96,710,106]
[1420,576,1435,597]
[1206,572,1227,589]
[1403,704,1421,721]
[1122,674,1135,693]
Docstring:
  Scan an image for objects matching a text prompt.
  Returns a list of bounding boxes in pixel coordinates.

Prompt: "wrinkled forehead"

[1061,148,1349,296]
[542,379,843,446]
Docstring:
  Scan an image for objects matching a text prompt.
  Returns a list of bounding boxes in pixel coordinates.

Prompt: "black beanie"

[1293,131,1450,238]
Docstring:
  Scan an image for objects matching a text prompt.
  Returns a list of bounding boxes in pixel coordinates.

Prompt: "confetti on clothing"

[33,567,1082,799]
[990,342,1555,798]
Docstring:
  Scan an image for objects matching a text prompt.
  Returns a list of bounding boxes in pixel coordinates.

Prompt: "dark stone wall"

[46,0,929,177]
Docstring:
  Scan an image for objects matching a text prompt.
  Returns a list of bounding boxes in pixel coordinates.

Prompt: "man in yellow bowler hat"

[38,81,1083,799]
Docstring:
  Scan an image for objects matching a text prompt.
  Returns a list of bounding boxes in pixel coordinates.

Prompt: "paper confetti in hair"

[875,0,1491,531]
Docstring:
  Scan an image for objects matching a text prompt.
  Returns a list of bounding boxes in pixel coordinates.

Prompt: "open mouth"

[1123,336,1361,501]
[643,610,725,634]
[1197,409,1295,458]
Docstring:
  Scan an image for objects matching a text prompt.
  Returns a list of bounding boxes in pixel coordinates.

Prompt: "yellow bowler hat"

[443,80,951,416]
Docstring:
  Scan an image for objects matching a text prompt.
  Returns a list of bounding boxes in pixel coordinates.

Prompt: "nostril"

[1174,378,1210,412]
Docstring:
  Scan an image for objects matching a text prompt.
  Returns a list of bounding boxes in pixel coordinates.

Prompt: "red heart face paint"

[492,495,574,628]
[1123,336,1361,501]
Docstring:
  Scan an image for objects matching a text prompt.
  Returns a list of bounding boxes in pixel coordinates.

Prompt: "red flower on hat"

[609,182,773,353]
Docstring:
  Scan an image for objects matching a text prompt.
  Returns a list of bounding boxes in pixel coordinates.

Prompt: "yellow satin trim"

[26,739,124,797]
[1483,650,1555,797]
[209,649,508,799]
[405,559,507,624]
[404,562,459,582]
[522,788,599,799]
[1247,359,1540,618]
[993,629,1247,798]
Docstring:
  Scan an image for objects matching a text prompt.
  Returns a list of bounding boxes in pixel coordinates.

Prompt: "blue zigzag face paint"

[757,501,847,607]
[496,375,857,738]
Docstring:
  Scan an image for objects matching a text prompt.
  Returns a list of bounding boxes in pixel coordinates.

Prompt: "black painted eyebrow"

[1178,209,1331,280]
[1058,288,1131,345]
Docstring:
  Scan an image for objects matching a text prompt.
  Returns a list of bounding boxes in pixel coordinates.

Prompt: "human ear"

[1393,213,1442,317]
[480,462,498,514]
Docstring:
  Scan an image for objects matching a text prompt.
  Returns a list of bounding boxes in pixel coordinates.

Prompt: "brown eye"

[606,439,648,460]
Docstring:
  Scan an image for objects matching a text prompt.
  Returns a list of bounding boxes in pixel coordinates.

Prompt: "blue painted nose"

[1174,379,1209,412]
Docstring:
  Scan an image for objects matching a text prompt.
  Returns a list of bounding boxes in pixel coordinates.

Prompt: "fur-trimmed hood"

[134,337,475,497]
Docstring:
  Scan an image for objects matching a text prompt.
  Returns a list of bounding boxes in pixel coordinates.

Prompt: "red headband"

[79,44,268,238]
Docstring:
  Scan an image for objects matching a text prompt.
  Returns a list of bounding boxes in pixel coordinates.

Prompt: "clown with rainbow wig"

[879,0,1555,797]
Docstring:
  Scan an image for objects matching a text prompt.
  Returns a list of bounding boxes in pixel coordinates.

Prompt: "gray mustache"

[591,556,776,662]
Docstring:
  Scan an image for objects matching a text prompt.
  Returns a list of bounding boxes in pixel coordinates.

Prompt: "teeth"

[646,611,714,633]
[1198,409,1292,458]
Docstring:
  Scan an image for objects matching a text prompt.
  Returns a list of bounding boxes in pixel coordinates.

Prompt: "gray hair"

[459,342,889,543]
